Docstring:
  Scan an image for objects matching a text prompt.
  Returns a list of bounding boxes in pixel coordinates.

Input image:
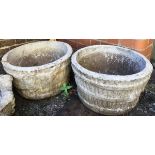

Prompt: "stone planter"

[71,45,153,115]
[2,41,72,100]
[0,75,15,115]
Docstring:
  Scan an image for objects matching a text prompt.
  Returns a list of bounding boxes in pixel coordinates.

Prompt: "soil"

[1,61,155,116]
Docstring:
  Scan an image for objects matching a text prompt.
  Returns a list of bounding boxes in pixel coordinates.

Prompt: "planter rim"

[71,45,153,81]
[1,41,73,72]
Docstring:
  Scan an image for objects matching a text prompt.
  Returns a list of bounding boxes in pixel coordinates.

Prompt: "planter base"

[78,92,138,115]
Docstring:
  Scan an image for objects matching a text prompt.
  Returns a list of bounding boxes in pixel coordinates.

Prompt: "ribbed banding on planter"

[2,41,72,100]
[71,45,153,115]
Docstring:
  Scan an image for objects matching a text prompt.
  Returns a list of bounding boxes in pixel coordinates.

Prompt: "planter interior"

[78,48,146,76]
[7,43,67,67]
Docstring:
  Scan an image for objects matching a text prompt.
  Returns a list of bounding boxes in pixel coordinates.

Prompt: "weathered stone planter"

[71,45,153,115]
[0,75,15,115]
[2,41,72,100]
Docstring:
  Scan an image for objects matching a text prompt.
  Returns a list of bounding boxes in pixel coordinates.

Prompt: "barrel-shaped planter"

[2,41,72,100]
[71,45,153,115]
